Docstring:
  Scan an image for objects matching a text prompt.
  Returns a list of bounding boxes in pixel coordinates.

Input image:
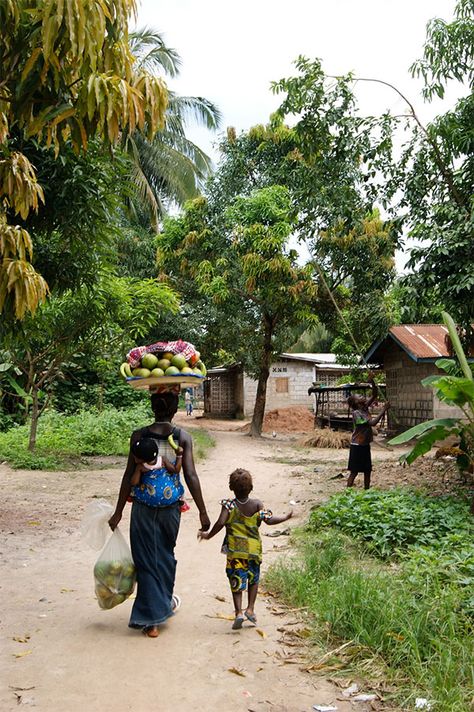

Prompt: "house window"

[275,377,289,393]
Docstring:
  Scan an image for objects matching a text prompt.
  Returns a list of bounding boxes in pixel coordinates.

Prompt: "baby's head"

[132,438,158,465]
[229,468,253,499]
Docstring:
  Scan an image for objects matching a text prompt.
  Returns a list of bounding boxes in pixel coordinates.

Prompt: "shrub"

[0,405,214,469]
[309,488,472,557]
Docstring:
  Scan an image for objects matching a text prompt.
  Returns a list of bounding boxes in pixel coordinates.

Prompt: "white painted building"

[204,353,351,418]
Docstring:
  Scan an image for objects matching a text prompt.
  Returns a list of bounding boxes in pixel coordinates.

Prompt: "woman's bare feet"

[143,626,159,638]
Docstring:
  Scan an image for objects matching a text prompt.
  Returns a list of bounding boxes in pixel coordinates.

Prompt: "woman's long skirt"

[129,500,181,628]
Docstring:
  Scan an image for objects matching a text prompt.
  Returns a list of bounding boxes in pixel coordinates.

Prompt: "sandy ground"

[1,413,430,712]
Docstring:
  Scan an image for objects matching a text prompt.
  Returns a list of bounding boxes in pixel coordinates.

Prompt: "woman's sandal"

[143,626,159,638]
[232,614,244,630]
[171,594,181,612]
[245,611,257,625]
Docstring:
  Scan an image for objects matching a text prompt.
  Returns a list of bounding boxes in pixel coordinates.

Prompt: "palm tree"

[127,28,222,227]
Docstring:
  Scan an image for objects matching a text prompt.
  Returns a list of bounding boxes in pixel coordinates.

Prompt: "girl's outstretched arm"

[198,505,229,540]
[265,510,293,525]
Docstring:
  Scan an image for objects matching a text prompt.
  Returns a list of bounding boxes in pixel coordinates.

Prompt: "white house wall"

[242,360,315,417]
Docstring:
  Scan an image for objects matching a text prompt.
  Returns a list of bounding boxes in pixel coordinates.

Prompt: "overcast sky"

[135,1,460,269]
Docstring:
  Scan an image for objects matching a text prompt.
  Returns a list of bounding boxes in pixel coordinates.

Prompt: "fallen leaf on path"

[256,628,267,639]
[277,626,312,643]
[274,651,305,664]
[9,686,35,691]
[228,666,246,677]
[264,528,290,538]
[60,588,75,593]
[214,595,226,602]
[13,650,32,659]
[27,521,41,526]
[277,638,300,647]
[242,690,252,697]
[205,612,234,621]
[12,635,30,643]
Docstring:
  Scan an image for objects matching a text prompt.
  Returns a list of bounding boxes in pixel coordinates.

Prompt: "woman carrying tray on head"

[108,387,210,637]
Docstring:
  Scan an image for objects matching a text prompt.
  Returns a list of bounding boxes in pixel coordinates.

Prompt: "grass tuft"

[267,490,474,711]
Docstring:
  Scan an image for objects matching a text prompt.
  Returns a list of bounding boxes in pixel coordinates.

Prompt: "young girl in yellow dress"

[199,468,293,629]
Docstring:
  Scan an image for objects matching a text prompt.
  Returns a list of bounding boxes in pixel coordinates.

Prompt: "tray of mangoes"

[94,558,136,610]
[119,340,207,390]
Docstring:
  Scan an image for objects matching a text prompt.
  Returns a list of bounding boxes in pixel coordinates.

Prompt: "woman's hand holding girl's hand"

[197,530,210,541]
[199,511,211,532]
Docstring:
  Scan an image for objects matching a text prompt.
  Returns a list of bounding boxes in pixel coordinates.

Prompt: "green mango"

[141,353,159,369]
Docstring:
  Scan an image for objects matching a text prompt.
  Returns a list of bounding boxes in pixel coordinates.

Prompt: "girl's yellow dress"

[220,499,272,592]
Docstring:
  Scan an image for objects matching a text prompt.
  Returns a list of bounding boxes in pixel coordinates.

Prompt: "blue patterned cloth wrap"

[131,431,184,507]
[132,467,184,507]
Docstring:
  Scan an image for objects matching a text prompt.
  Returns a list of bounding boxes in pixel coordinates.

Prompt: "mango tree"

[158,186,318,436]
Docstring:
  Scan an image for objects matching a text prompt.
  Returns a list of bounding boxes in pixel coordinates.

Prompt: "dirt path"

[0,424,400,712]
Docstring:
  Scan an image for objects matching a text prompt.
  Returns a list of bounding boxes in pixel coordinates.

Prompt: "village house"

[203,353,351,418]
[364,324,466,431]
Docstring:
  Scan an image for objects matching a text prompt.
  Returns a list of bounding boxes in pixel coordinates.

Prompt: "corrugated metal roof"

[389,324,449,359]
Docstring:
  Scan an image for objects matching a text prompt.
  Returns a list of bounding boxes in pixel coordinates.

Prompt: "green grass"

[0,405,215,469]
[267,490,474,711]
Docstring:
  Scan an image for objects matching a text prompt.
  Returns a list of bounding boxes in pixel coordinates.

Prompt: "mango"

[141,353,159,370]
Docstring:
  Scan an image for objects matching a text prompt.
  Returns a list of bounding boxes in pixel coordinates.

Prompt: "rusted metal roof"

[389,324,450,359]
[364,324,456,363]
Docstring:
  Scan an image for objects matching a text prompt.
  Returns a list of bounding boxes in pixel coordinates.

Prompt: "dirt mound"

[263,406,315,433]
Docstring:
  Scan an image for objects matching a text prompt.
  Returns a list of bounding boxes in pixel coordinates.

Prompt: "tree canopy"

[158,186,319,434]
[0,0,168,318]
[400,0,474,339]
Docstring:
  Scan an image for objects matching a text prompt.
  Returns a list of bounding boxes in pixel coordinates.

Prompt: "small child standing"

[199,468,292,630]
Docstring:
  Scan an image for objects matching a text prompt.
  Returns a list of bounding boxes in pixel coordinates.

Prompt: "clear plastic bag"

[80,499,114,550]
[93,527,136,610]
[81,499,136,610]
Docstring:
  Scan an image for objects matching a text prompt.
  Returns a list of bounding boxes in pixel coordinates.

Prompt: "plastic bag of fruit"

[81,499,136,610]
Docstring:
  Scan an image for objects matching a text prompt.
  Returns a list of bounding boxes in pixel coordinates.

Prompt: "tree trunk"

[28,389,39,451]
[250,316,274,437]
[98,380,104,412]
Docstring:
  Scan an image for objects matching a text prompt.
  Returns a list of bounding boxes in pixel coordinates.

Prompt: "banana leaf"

[399,424,460,465]
[388,418,460,445]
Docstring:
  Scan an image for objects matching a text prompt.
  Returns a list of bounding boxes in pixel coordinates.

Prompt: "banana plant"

[389,312,474,511]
